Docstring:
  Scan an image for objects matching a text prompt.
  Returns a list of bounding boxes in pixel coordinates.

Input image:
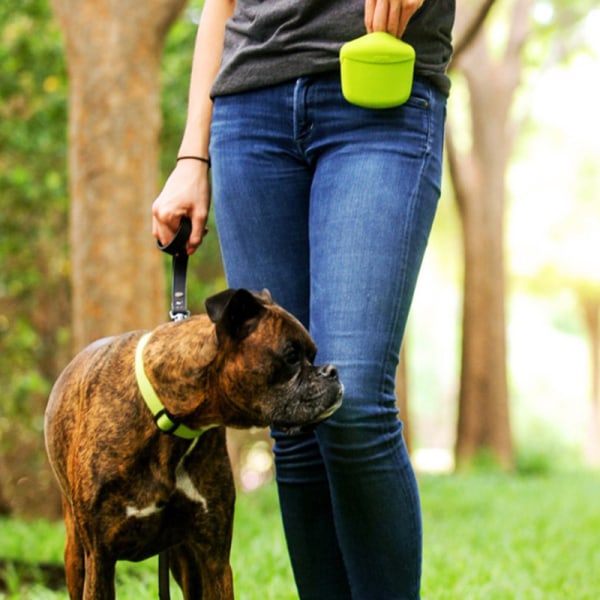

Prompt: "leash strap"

[157,217,192,321]
[158,550,170,600]
[156,216,192,600]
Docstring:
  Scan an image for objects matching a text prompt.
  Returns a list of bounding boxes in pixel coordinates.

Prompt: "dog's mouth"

[315,391,343,421]
[273,387,343,435]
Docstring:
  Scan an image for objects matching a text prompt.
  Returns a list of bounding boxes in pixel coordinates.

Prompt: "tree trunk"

[448,0,531,469]
[50,0,187,350]
[396,344,412,453]
[581,295,600,466]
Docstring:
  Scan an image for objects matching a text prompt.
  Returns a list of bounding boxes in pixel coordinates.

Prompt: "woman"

[153,1,455,598]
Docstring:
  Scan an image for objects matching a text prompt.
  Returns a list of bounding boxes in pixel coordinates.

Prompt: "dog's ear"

[256,288,273,304]
[205,289,237,323]
[205,289,266,341]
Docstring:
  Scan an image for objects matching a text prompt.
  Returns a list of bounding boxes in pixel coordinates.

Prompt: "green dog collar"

[135,333,214,439]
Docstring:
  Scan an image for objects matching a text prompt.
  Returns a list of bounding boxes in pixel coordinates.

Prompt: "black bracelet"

[176,155,211,168]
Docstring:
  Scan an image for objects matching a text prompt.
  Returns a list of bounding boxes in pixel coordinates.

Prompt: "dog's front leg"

[168,544,203,598]
[206,562,234,600]
[82,551,116,600]
[169,543,234,600]
[196,551,234,600]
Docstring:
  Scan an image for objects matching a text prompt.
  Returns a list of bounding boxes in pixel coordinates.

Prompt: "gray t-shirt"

[211,0,455,97]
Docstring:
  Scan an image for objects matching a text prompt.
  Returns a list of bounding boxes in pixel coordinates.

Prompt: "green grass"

[1,472,600,598]
[420,473,600,599]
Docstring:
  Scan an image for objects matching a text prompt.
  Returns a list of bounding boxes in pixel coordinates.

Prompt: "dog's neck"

[135,333,217,439]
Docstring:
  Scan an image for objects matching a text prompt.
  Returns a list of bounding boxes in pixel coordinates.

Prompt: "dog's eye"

[284,343,302,367]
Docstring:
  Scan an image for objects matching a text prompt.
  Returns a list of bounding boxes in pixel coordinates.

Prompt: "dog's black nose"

[318,365,338,380]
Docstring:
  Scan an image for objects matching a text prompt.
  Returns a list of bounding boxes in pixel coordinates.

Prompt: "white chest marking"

[126,503,164,519]
[175,438,208,512]
[124,439,208,520]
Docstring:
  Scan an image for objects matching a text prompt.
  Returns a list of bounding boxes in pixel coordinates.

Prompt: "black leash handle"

[157,217,192,321]
[156,217,193,600]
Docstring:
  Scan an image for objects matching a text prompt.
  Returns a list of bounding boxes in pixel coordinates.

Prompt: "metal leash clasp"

[170,311,190,322]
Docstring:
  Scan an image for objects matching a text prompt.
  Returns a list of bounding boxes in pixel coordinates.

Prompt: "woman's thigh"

[305,77,447,423]
[209,84,313,325]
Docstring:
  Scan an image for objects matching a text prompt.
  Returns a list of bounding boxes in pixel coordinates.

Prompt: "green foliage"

[455,447,512,475]
[0,0,226,519]
[0,0,224,450]
[514,419,581,476]
[2,474,600,598]
[0,0,70,433]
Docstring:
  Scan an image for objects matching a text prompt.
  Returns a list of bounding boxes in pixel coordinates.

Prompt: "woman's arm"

[152,0,236,254]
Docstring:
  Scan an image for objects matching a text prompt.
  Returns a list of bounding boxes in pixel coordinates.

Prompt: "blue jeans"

[210,74,446,599]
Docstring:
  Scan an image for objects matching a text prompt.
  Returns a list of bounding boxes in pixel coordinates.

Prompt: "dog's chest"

[106,438,222,561]
[126,437,208,518]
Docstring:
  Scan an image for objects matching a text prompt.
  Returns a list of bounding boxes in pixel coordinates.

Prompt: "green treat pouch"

[340,32,415,109]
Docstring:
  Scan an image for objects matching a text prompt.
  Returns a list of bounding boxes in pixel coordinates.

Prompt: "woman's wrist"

[176,155,211,168]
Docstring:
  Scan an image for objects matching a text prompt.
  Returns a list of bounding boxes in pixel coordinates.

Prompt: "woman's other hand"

[364,0,425,38]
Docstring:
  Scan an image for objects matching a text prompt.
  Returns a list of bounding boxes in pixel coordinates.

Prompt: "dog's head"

[205,289,343,432]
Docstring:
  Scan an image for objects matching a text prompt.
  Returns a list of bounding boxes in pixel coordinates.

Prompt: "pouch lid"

[340,31,415,65]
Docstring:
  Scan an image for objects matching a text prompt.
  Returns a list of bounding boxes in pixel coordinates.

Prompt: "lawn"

[1,472,599,599]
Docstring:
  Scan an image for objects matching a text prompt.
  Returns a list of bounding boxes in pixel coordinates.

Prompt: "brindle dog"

[45,289,342,599]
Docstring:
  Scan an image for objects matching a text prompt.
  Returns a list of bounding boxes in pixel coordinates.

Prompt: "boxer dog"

[45,289,342,599]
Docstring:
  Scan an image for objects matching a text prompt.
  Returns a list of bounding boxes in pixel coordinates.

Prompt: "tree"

[447,0,531,469]
[581,290,600,465]
[532,158,600,464]
[0,0,221,517]
[0,0,70,517]
[447,0,597,469]
[49,0,188,351]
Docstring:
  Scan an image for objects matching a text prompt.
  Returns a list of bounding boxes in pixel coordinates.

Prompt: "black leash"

[157,216,192,321]
[156,216,193,600]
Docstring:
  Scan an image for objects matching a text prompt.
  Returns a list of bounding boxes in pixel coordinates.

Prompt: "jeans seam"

[377,86,435,427]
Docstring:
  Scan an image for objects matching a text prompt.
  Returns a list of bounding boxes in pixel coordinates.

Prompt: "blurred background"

[1,0,599,522]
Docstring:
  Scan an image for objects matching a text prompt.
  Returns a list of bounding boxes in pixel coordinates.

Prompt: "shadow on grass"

[0,558,65,592]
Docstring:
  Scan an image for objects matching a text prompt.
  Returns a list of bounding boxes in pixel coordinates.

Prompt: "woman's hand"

[152,160,211,255]
[364,0,425,38]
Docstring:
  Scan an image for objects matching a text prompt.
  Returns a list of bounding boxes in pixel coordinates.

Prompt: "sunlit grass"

[1,472,600,599]
[420,472,600,599]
